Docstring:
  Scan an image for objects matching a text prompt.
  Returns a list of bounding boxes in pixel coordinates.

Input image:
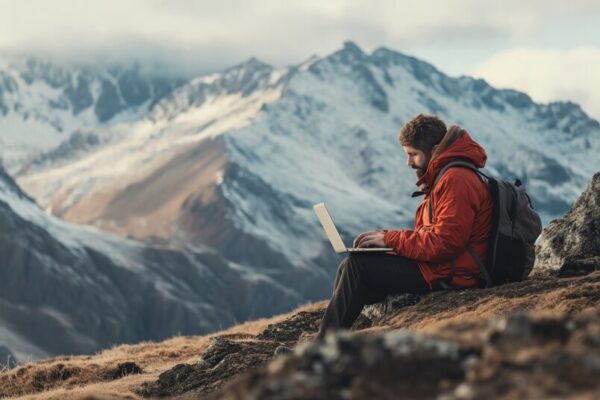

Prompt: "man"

[316,113,493,339]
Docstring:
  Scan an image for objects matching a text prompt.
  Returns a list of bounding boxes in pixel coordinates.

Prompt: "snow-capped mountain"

[0,56,183,171]
[1,42,599,361]
[0,162,333,362]
[13,42,600,265]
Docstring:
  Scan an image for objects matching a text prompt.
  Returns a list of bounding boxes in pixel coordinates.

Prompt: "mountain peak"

[324,40,369,65]
[229,57,273,72]
[342,40,364,54]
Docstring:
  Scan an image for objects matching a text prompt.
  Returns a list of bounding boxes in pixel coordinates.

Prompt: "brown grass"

[0,301,326,400]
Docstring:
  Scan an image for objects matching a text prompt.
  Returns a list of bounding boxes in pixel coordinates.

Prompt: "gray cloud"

[472,47,600,120]
[0,0,598,80]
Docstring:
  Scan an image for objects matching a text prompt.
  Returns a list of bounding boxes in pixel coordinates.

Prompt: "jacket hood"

[416,125,487,193]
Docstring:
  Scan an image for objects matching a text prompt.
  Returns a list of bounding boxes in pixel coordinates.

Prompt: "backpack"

[429,160,543,288]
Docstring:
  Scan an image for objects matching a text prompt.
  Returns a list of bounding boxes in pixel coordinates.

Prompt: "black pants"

[317,252,431,339]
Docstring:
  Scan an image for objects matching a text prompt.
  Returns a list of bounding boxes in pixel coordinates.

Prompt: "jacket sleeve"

[383,170,479,262]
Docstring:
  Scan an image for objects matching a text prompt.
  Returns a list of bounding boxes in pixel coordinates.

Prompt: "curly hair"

[398,114,447,155]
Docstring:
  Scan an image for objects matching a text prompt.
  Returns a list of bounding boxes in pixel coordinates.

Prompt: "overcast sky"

[1,0,599,119]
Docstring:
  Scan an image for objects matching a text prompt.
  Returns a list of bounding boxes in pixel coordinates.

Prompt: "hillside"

[0,172,598,399]
[0,271,597,399]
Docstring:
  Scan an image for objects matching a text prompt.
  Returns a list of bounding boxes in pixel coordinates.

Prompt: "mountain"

[0,55,183,170]
[11,42,600,275]
[0,162,325,363]
[1,42,599,362]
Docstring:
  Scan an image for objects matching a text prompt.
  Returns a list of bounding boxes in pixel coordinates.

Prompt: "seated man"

[316,113,493,339]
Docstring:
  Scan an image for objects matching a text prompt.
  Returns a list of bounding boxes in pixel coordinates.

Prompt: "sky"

[1,0,599,119]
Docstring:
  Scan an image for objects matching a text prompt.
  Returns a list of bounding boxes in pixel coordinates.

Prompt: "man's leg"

[332,256,349,291]
[318,252,430,339]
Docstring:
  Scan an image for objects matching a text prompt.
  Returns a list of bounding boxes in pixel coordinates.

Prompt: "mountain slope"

[0,164,307,363]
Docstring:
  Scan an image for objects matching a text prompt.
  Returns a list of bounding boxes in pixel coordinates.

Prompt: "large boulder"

[534,172,600,276]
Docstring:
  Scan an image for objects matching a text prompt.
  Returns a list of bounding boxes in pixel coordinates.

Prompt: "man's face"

[403,146,430,179]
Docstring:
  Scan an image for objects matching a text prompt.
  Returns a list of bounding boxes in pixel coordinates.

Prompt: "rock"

[487,311,571,345]
[534,172,600,275]
[208,311,600,400]
[211,329,465,400]
[256,310,324,342]
[361,293,422,321]
[559,256,600,277]
[138,338,280,398]
[196,337,244,368]
[455,312,600,399]
[139,309,326,398]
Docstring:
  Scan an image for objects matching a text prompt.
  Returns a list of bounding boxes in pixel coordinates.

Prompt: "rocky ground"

[135,272,599,400]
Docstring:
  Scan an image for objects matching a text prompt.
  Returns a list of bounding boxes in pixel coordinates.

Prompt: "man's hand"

[353,230,386,248]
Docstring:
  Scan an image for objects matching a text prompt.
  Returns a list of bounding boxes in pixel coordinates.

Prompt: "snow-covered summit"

[0,55,183,170]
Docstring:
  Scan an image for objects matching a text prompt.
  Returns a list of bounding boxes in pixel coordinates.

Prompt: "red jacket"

[383,128,492,288]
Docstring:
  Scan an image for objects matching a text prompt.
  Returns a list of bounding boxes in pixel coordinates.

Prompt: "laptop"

[313,202,393,253]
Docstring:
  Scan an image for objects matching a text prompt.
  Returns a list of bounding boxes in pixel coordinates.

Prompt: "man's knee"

[346,253,369,273]
[337,256,351,273]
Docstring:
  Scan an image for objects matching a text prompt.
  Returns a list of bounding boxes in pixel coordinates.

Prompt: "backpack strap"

[427,160,488,224]
[436,261,458,290]
[467,244,492,288]
[427,160,491,289]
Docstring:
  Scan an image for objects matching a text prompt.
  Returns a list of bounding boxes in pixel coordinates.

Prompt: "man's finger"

[353,230,374,247]
[360,232,386,248]
[360,239,372,248]
[357,233,377,248]
[356,234,369,247]
[352,233,366,247]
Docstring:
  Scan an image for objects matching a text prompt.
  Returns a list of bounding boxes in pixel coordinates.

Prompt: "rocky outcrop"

[212,311,600,400]
[534,172,600,276]
[138,310,325,398]
[134,271,599,399]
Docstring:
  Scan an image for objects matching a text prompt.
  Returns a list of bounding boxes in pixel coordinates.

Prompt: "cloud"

[0,0,599,122]
[0,0,598,79]
[472,47,600,120]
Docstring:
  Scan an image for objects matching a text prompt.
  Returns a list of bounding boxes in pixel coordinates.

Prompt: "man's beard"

[413,162,428,178]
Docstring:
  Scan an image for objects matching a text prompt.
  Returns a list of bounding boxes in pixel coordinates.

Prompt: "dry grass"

[0,301,327,400]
